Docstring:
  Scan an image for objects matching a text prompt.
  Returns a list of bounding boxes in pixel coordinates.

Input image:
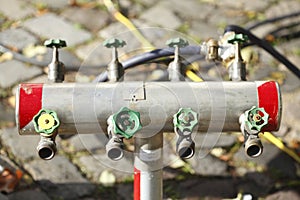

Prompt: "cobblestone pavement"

[0,0,300,199]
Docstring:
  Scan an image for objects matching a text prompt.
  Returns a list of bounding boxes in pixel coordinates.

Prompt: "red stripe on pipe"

[257,81,280,131]
[19,83,43,129]
[134,167,141,200]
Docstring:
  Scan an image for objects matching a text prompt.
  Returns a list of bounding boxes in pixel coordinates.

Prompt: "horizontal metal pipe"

[16,81,281,135]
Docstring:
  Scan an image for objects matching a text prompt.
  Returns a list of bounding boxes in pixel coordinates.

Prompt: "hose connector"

[105,108,142,161]
[106,134,124,161]
[106,115,124,161]
[37,134,57,160]
[33,109,60,160]
[173,108,198,159]
[244,134,263,158]
[176,136,195,159]
[240,106,269,158]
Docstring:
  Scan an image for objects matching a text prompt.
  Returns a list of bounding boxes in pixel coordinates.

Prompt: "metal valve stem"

[44,39,66,83]
[166,38,189,81]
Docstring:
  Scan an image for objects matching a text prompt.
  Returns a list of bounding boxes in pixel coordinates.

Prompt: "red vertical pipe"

[134,167,141,200]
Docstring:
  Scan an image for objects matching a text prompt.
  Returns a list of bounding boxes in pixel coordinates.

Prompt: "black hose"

[93,45,202,82]
[246,11,300,30]
[268,22,300,37]
[0,44,49,66]
[0,44,103,70]
[275,31,300,42]
[225,25,300,79]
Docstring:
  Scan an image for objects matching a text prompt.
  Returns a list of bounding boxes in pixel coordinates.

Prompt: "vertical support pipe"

[134,132,163,200]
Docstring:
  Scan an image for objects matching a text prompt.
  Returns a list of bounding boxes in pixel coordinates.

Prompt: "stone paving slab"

[216,0,271,11]
[27,0,69,9]
[188,153,228,176]
[75,39,111,66]
[0,28,38,50]
[77,153,133,182]
[0,60,42,88]
[0,193,8,200]
[281,90,300,132]
[23,13,92,47]
[188,20,220,40]
[61,7,110,33]
[265,189,300,200]
[0,127,64,162]
[0,102,14,125]
[0,0,35,20]
[7,189,51,200]
[233,143,297,179]
[0,128,41,161]
[98,20,191,49]
[265,0,300,20]
[67,134,106,152]
[207,9,248,27]
[97,21,146,50]
[139,1,181,30]
[117,183,133,200]
[24,155,96,199]
[169,178,237,199]
[194,132,237,149]
[167,0,214,21]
